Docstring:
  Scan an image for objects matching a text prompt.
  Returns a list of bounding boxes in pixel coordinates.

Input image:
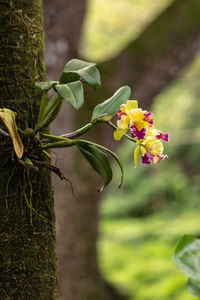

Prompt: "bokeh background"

[43,0,200,299]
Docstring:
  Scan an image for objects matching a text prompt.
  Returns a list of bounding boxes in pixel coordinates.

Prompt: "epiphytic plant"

[0,59,169,192]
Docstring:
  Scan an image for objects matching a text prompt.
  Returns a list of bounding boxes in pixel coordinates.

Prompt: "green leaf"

[36,94,62,131]
[91,86,131,123]
[59,59,101,88]
[42,94,61,121]
[35,98,62,132]
[38,91,48,122]
[35,81,59,91]
[77,141,112,192]
[55,81,84,110]
[188,278,200,297]
[92,113,115,123]
[173,235,200,280]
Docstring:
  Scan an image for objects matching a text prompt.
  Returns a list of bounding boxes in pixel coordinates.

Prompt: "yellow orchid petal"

[153,156,160,164]
[119,104,126,113]
[0,108,24,158]
[141,145,147,156]
[114,128,127,141]
[134,145,140,168]
[126,100,138,110]
[145,128,158,138]
[117,117,129,129]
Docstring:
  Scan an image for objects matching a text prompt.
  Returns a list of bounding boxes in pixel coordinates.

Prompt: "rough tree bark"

[0,1,58,298]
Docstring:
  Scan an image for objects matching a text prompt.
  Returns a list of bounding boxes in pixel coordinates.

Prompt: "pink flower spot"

[156,132,169,142]
[117,111,127,118]
[143,112,153,126]
[130,126,146,140]
[142,153,151,164]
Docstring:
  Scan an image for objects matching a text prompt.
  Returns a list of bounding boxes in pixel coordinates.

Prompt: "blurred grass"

[99,211,199,300]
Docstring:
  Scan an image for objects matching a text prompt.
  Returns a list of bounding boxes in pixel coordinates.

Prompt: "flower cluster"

[114,100,169,166]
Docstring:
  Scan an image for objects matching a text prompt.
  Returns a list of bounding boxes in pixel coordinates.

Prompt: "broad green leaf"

[173,235,200,280]
[35,98,62,132]
[77,141,112,192]
[35,81,59,91]
[92,113,115,123]
[59,59,101,88]
[188,278,200,297]
[42,94,60,121]
[38,91,48,122]
[0,108,23,158]
[55,81,84,110]
[91,86,131,122]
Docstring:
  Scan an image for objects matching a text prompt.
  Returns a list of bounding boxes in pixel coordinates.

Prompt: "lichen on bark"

[0,0,58,298]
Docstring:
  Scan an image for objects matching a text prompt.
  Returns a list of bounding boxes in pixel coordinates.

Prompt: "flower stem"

[40,132,68,141]
[42,138,75,150]
[60,123,93,139]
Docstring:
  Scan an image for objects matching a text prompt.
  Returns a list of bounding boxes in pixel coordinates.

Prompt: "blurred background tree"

[43,0,200,299]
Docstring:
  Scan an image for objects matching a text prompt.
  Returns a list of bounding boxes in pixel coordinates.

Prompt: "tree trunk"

[43,0,87,80]
[0,1,58,298]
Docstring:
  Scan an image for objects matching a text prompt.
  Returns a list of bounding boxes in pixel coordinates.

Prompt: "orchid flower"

[114,100,169,167]
[114,100,153,141]
[135,128,169,166]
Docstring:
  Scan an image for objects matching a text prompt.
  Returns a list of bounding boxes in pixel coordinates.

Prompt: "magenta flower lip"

[156,132,169,142]
[130,126,146,140]
[143,112,153,126]
[142,153,151,164]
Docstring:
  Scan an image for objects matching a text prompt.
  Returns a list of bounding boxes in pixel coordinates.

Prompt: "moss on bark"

[0,0,58,298]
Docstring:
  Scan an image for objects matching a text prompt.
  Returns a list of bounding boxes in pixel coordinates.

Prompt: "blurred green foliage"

[101,57,200,219]
[82,1,200,299]
[98,55,200,300]
[81,0,172,61]
[99,212,199,300]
